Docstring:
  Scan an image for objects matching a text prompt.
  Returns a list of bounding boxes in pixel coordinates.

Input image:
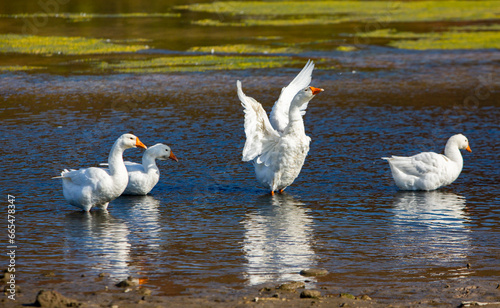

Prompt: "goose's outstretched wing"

[269,60,314,132]
[237,80,280,165]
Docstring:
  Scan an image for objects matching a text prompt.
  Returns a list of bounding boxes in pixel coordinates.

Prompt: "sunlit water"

[0,0,500,302]
[1,65,499,304]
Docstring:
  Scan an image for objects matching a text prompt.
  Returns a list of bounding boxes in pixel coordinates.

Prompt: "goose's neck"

[284,105,305,134]
[142,155,159,173]
[444,142,463,166]
[108,143,127,176]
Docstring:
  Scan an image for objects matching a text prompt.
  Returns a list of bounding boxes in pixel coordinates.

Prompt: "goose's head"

[292,86,324,107]
[147,143,178,162]
[451,134,472,153]
[119,133,148,150]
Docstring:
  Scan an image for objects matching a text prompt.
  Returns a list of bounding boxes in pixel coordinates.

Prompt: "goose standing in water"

[55,133,147,211]
[237,60,323,195]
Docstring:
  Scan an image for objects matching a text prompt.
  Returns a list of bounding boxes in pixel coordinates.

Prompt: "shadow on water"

[111,195,163,251]
[63,195,163,277]
[387,191,472,276]
[65,210,132,281]
[243,193,317,287]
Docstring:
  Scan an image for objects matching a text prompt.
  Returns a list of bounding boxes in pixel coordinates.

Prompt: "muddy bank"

[2,271,500,308]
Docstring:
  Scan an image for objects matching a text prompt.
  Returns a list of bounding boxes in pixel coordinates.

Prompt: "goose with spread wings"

[237,60,323,195]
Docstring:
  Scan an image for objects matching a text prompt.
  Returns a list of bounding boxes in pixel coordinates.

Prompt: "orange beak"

[170,151,179,162]
[136,137,147,149]
[310,86,324,95]
[466,145,472,153]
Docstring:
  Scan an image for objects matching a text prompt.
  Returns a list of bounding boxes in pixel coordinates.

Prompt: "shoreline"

[2,272,500,308]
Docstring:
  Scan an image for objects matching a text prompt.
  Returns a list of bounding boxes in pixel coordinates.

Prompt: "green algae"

[97,55,297,73]
[0,34,149,55]
[0,12,180,22]
[193,17,350,27]
[0,65,44,71]
[358,28,500,50]
[188,44,300,54]
[392,32,500,50]
[336,45,358,52]
[358,29,421,39]
[177,1,395,16]
[180,1,500,27]
[255,36,283,41]
[451,24,500,31]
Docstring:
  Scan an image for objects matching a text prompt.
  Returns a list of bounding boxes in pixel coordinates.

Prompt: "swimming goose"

[55,133,147,211]
[382,134,472,190]
[237,60,323,195]
[119,143,178,195]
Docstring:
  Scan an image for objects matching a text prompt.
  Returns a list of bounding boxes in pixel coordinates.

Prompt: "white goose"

[382,134,472,191]
[55,133,147,211]
[119,143,178,195]
[237,60,323,195]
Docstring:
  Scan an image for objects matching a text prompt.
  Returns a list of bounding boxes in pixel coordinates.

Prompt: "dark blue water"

[1,66,499,304]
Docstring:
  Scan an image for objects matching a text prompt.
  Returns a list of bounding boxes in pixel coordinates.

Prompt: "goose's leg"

[270,191,275,196]
[279,189,284,194]
[97,202,109,211]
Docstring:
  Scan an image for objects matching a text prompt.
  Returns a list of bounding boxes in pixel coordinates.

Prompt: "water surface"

[1,0,500,306]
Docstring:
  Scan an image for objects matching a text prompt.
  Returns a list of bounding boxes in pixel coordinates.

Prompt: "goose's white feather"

[238,80,280,164]
[122,143,177,195]
[237,61,322,193]
[269,60,314,133]
[382,134,471,191]
[56,133,147,211]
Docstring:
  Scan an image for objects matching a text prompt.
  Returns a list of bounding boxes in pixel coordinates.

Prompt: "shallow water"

[1,66,499,304]
[1,0,500,305]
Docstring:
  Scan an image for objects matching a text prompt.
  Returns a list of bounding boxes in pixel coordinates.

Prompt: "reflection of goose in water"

[389,191,471,266]
[111,195,162,251]
[64,211,131,280]
[243,194,317,286]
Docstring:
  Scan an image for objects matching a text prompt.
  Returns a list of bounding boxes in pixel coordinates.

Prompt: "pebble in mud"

[3,284,21,295]
[115,276,140,288]
[138,288,152,296]
[41,271,56,278]
[299,268,329,277]
[339,293,356,299]
[1,270,14,283]
[277,281,305,291]
[34,290,81,307]
[300,290,322,298]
